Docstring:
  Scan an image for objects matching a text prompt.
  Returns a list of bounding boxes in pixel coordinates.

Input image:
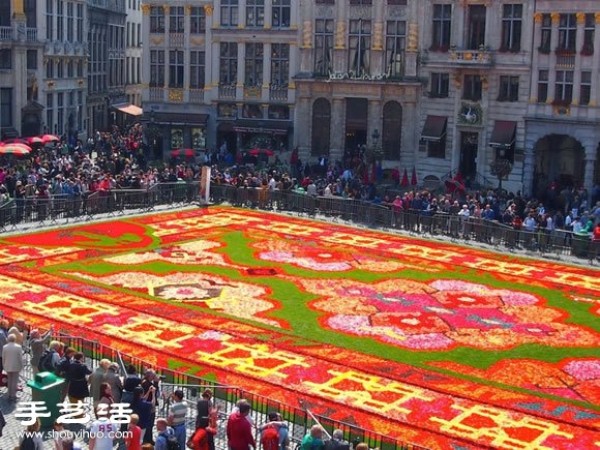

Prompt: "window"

[242,104,262,118]
[271,43,289,86]
[150,7,165,33]
[169,6,184,33]
[311,98,331,157]
[57,0,64,41]
[580,71,591,106]
[387,0,407,4]
[538,14,551,53]
[268,105,289,120]
[315,0,334,4]
[430,72,449,97]
[350,0,372,4]
[554,70,573,105]
[498,75,519,101]
[385,20,405,78]
[467,5,486,50]
[221,0,239,27]
[0,50,11,70]
[382,101,402,160]
[349,19,371,75]
[27,50,37,70]
[219,42,238,85]
[463,74,482,101]
[67,2,74,42]
[427,139,446,159]
[190,51,205,88]
[77,59,83,77]
[57,60,63,78]
[67,60,74,77]
[431,4,451,51]
[537,70,548,103]
[246,0,264,28]
[169,50,184,88]
[245,43,263,86]
[46,59,54,78]
[582,14,595,55]
[314,19,333,76]
[501,4,522,52]
[190,7,206,34]
[57,92,64,135]
[0,89,11,128]
[46,0,54,41]
[272,0,291,28]
[76,4,83,42]
[150,50,165,86]
[557,14,576,52]
[46,93,53,131]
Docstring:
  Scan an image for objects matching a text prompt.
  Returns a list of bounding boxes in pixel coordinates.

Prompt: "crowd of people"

[1,316,376,450]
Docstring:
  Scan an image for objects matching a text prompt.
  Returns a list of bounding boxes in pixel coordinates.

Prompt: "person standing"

[28,328,53,375]
[195,389,215,450]
[89,407,118,450]
[65,352,92,405]
[2,334,23,401]
[140,369,160,444]
[167,390,187,450]
[301,425,325,450]
[226,399,255,450]
[125,414,142,450]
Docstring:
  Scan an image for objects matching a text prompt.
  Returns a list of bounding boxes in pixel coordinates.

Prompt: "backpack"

[20,436,36,450]
[261,425,280,450]
[37,350,55,373]
[162,431,181,450]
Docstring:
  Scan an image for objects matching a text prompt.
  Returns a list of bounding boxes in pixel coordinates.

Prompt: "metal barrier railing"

[51,331,428,450]
[210,185,598,261]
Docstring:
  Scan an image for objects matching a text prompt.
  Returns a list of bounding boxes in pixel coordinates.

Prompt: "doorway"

[460,132,479,182]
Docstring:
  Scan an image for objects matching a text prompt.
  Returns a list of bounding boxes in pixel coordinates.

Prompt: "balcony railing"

[168,88,184,103]
[218,84,236,100]
[0,26,14,41]
[269,85,288,102]
[189,89,204,104]
[556,54,576,69]
[448,48,493,65]
[149,87,164,102]
[26,27,37,41]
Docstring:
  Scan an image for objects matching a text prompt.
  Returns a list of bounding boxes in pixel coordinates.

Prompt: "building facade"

[0,0,45,139]
[124,0,143,109]
[139,0,600,196]
[87,0,127,134]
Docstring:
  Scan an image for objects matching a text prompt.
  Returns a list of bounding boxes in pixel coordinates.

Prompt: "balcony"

[448,48,494,67]
[555,53,576,69]
[168,88,184,103]
[26,28,37,42]
[149,87,164,102]
[189,89,204,104]
[218,84,236,100]
[269,85,288,102]
[0,27,13,41]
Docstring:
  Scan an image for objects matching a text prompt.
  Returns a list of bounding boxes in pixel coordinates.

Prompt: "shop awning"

[150,112,208,125]
[233,119,291,136]
[111,103,143,116]
[490,120,517,148]
[421,115,447,142]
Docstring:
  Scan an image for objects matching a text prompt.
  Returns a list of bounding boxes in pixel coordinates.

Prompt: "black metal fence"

[53,332,429,450]
[210,185,600,261]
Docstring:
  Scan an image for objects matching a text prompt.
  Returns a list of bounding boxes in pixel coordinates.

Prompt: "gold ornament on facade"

[141,4,150,15]
[453,74,462,89]
[407,23,418,52]
[204,5,213,16]
[162,5,169,14]
[191,36,204,46]
[335,21,346,49]
[150,36,164,45]
[595,12,600,25]
[534,13,543,24]
[551,12,560,25]
[169,89,184,102]
[372,22,383,51]
[184,5,192,15]
[480,75,488,90]
[576,12,586,25]
[302,21,312,48]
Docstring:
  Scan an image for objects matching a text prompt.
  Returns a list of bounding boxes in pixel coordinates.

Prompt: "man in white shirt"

[89,408,118,450]
[2,334,23,401]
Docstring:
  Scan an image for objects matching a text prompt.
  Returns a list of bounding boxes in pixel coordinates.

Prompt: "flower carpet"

[0,206,599,449]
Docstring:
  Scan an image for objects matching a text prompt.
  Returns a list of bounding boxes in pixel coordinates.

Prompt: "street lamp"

[490,147,513,192]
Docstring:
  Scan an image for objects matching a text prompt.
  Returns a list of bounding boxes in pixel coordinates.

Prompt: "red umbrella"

[25,136,44,145]
[411,167,418,186]
[0,143,32,155]
[400,168,409,187]
[40,134,60,143]
[249,148,274,157]
[171,148,195,158]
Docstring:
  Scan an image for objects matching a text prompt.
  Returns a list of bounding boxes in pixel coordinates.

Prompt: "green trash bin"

[27,372,66,429]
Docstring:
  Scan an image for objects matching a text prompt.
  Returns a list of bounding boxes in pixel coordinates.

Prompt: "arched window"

[383,101,402,160]
[311,98,331,157]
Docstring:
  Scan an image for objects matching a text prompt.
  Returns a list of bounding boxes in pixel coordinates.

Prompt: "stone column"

[238,0,247,28]
[522,146,535,196]
[572,13,587,105]
[370,1,384,76]
[584,153,597,203]
[367,99,382,147]
[295,96,311,156]
[204,5,214,99]
[264,0,273,29]
[330,97,345,163]
[262,42,272,101]
[236,43,246,99]
[530,13,543,103]
[333,1,346,73]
